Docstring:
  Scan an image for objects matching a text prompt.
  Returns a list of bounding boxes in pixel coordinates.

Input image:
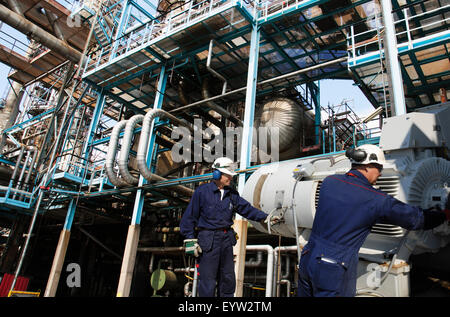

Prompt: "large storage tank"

[254,98,315,162]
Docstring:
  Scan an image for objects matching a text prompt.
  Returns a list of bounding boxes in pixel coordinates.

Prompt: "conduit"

[273,245,298,297]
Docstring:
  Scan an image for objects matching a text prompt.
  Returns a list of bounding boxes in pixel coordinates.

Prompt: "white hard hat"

[346,144,386,166]
[212,157,237,176]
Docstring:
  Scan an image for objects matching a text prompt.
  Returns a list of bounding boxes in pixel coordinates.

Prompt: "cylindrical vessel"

[242,153,351,237]
[254,98,315,161]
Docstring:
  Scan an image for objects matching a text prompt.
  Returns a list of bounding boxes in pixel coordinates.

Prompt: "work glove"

[183,239,202,257]
[264,215,282,226]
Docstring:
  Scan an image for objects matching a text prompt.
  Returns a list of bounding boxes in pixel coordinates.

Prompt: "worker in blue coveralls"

[180,157,280,297]
[297,144,450,297]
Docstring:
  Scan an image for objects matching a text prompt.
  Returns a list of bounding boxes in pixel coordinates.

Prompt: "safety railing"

[347,4,450,66]
[0,28,31,58]
[83,0,238,74]
[257,0,320,21]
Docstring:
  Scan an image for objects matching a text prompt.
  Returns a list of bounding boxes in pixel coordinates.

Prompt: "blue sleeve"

[377,195,424,230]
[180,189,201,239]
[233,193,268,222]
[377,195,446,230]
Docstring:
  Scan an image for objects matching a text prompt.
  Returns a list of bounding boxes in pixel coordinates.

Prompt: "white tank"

[254,98,315,161]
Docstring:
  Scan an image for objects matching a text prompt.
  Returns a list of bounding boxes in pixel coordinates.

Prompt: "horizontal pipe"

[171,57,348,113]
[0,4,82,63]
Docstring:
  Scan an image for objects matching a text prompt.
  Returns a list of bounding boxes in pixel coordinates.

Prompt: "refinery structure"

[0,0,448,297]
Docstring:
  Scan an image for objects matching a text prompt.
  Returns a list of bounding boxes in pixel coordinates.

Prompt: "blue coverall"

[298,169,446,297]
[180,182,268,297]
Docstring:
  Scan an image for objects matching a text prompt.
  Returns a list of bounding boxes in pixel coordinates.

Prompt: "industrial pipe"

[105,120,130,187]
[273,245,298,297]
[207,40,227,95]
[14,145,37,200]
[0,4,82,63]
[22,146,37,192]
[201,81,242,126]
[106,111,194,196]
[171,56,347,114]
[246,245,274,297]
[118,114,144,185]
[136,109,193,183]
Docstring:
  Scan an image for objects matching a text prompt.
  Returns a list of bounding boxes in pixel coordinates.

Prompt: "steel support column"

[44,199,77,297]
[79,90,106,176]
[116,66,167,297]
[380,0,406,116]
[234,21,261,297]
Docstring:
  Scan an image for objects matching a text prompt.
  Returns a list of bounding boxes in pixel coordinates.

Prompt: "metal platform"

[83,0,253,87]
[348,0,450,110]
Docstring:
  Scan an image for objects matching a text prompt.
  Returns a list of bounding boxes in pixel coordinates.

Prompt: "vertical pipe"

[8,147,24,192]
[12,149,30,199]
[313,81,321,145]
[235,21,260,297]
[22,147,37,193]
[116,66,167,297]
[380,0,406,117]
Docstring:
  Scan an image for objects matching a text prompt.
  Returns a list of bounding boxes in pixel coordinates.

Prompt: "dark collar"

[208,181,230,194]
[346,169,371,185]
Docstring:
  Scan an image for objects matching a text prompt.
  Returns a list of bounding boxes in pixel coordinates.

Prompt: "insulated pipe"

[379,0,406,116]
[118,114,144,185]
[110,110,194,196]
[105,120,129,187]
[0,4,82,63]
[136,109,193,183]
[246,245,274,297]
